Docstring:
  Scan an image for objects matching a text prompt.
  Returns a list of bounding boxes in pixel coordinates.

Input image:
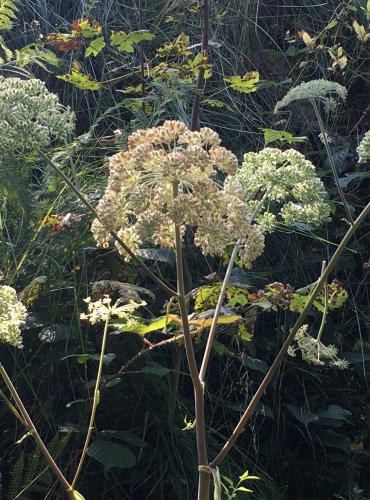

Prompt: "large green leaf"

[110,30,154,53]
[87,440,136,474]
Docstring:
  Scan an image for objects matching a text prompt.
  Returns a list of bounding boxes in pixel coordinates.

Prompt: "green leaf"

[224,71,260,93]
[87,439,136,473]
[212,340,233,356]
[316,429,350,452]
[242,356,268,374]
[57,63,102,90]
[316,404,352,423]
[342,352,370,364]
[141,362,171,377]
[76,353,116,365]
[137,248,176,266]
[85,36,106,57]
[110,30,154,53]
[286,403,319,427]
[262,128,306,145]
[338,171,370,189]
[100,430,147,447]
[0,0,18,32]
[236,486,253,493]
[352,19,370,42]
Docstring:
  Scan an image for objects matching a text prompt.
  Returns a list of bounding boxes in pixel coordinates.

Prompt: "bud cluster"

[0,77,75,153]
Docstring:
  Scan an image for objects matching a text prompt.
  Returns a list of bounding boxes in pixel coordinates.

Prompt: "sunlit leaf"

[224,71,260,93]
[298,29,315,47]
[262,128,306,145]
[71,18,102,39]
[85,36,106,57]
[110,30,154,53]
[57,65,102,90]
[352,19,370,42]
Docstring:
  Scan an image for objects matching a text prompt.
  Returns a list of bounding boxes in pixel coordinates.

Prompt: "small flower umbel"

[274,79,347,114]
[0,285,27,349]
[357,130,370,164]
[80,295,145,325]
[287,324,349,369]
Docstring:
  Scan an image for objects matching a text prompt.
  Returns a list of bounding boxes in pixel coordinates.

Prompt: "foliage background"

[0,0,369,498]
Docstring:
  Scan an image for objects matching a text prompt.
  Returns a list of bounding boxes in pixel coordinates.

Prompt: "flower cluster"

[0,286,27,349]
[234,148,331,229]
[274,79,347,113]
[91,121,263,266]
[80,295,145,325]
[288,324,348,369]
[0,77,75,153]
[357,130,370,164]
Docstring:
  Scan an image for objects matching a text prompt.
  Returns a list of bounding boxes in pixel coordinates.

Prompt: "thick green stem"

[172,181,209,500]
[38,150,177,298]
[210,200,370,468]
[71,313,110,489]
[0,363,74,499]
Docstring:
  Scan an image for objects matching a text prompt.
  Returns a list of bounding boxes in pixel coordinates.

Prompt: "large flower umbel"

[91,121,262,265]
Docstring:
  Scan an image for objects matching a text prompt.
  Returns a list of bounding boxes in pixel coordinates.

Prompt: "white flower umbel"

[0,286,27,348]
[357,130,370,164]
[287,324,349,369]
[80,295,145,325]
[235,148,331,229]
[274,79,347,113]
[0,77,75,153]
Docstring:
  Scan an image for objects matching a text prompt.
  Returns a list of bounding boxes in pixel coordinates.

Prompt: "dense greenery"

[0,1,369,499]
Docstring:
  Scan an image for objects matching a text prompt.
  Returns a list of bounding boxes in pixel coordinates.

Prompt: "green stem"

[38,149,177,298]
[316,261,328,345]
[71,312,110,489]
[210,199,370,468]
[199,191,268,383]
[310,98,354,224]
[0,363,74,498]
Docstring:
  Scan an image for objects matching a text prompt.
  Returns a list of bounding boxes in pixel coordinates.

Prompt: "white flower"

[357,130,370,164]
[0,286,27,348]
[81,295,145,324]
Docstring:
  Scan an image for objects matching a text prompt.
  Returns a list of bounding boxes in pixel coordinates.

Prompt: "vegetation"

[0,1,369,499]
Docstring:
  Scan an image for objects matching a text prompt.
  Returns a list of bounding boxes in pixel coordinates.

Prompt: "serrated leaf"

[262,128,306,145]
[352,19,370,42]
[85,36,106,57]
[224,71,260,93]
[57,67,102,90]
[110,30,154,53]
[87,439,136,473]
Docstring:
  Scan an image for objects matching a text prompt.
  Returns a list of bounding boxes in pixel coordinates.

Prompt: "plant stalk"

[190,0,210,131]
[71,312,111,489]
[172,181,209,500]
[310,98,354,224]
[0,363,75,498]
[210,199,370,468]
